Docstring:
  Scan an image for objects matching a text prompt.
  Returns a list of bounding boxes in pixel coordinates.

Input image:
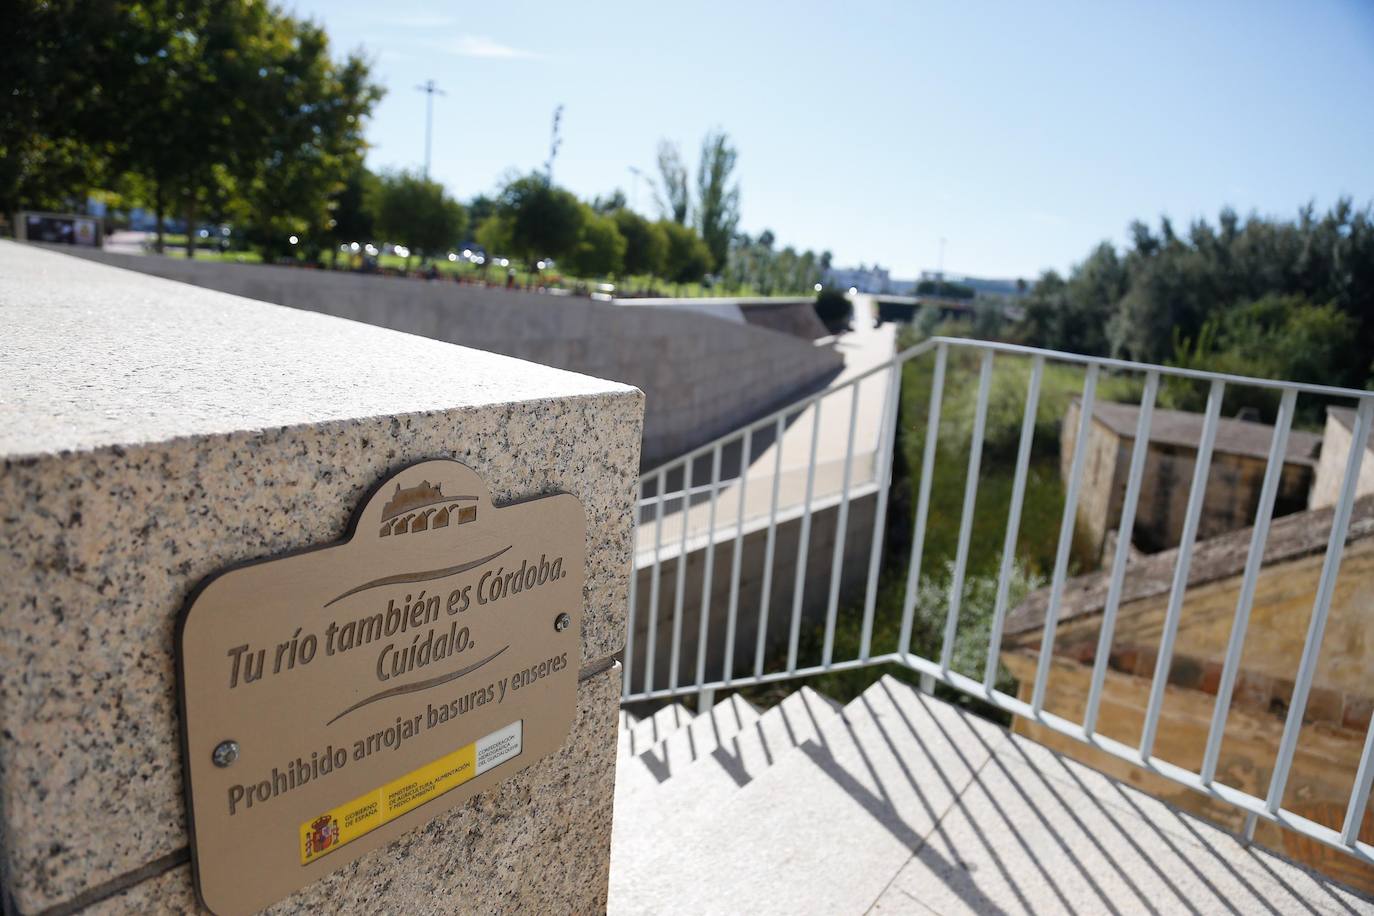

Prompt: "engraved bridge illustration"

[378,480,477,537]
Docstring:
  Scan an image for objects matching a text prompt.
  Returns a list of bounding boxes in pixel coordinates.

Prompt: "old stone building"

[1311,406,1374,509]
[1002,495,1374,894]
[1062,398,1322,561]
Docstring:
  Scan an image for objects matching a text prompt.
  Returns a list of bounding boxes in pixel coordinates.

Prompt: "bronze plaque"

[178,460,585,915]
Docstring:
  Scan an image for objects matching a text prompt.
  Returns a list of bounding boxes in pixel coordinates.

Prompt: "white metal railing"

[620,335,1374,868]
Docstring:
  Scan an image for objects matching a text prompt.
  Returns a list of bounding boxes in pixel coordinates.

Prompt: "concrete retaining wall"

[47,247,843,467]
[625,493,879,693]
[615,296,829,341]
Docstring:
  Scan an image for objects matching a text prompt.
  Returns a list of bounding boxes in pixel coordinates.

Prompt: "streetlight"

[415,79,446,178]
[628,166,649,213]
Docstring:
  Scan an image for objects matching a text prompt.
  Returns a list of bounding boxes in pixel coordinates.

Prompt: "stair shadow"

[635,698,752,785]
[709,690,836,789]
[1012,738,1363,915]
[793,687,1009,916]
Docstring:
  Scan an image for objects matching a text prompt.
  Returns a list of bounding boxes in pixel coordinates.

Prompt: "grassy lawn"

[738,324,1143,714]
[161,248,263,264]
[131,246,783,297]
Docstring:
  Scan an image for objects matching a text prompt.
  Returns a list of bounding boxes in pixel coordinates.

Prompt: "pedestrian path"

[637,296,897,562]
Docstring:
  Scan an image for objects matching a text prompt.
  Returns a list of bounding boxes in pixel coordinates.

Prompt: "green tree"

[590,189,627,214]
[653,140,690,224]
[322,164,378,267]
[695,130,740,272]
[231,9,381,261]
[374,169,467,268]
[1019,242,1124,356]
[1163,294,1362,420]
[721,231,825,295]
[493,173,584,268]
[566,207,626,278]
[612,209,667,279]
[466,194,497,230]
[659,220,711,287]
[1017,200,1374,395]
[475,213,513,258]
[0,1,127,217]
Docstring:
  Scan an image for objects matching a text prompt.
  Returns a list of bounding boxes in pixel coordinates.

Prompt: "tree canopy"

[566,208,626,278]
[695,130,740,272]
[1017,200,1374,411]
[613,209,668,279]
[654,141,690,225]
[490,174,584,268]
[660,220,713,286]
[4,0,382,259]
[374,170,467,265]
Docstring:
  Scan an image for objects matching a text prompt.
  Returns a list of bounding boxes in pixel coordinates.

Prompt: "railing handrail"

[623,332,1374,871]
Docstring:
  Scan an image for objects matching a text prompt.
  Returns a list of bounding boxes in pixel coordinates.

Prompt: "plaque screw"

[554,613,571,633]
[212,740,240,768]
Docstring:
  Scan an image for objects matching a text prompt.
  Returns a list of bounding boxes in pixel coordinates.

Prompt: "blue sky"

[290,0,1374,279]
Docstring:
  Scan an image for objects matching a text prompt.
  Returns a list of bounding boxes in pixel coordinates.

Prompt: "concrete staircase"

[609,675,1369,915]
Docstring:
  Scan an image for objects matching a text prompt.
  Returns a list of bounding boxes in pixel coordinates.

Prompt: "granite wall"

[0,242,643,914]
[45,247,842,468]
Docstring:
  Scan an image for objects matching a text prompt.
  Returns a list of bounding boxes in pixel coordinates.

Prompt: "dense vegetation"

[1018,202,1374,413]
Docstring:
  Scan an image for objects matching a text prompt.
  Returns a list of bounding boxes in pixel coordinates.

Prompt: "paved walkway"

[636,295,898,561]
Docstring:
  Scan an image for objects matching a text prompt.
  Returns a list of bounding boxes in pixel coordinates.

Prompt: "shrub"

[814,288,852,332]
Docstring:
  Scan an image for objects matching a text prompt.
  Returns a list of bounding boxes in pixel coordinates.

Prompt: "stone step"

[610,678,1373,916]
[616,694,761,795]
[610,687,844,899]
[617,702,694,759]
[618,686,841,811]
[609,675,1008,914]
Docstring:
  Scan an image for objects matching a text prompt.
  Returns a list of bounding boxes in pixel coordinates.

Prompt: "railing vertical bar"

[860,360,904,661]
[668,458,693,692]
[898,343,947,657]
[787,399,824,673]
[941,349,994,672]
[623,477,642,699]
[1198,388,1295,782]
[754,412,788,678]
[1081,371,1159,733]
[1139,379,1225,759]
[722,427,752,687]
[1267,397,1373,813]
[1031,363,1100,714]
[1343,711,1374,846]
[983,354,1044,690]
[694,443,724,692]
[643,467,668,694]
[823,385,862,668]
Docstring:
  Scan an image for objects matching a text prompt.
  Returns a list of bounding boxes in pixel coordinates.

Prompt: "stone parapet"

[42,247,841,467]
[0,242,642,913]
